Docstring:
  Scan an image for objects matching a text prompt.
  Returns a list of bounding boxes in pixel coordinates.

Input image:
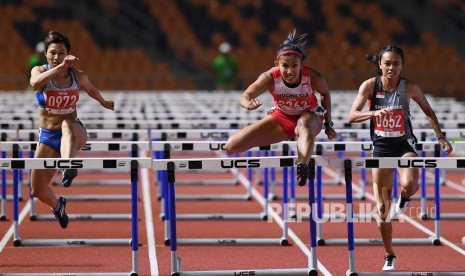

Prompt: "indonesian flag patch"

[376,92,385,98]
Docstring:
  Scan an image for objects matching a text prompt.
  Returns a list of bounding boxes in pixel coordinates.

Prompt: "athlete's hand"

[245,99,262,111]
[373,107,393,117]
[101,100,115,111]
[62,55,79,68]
[325,126,337,140]
[439,138,453,154]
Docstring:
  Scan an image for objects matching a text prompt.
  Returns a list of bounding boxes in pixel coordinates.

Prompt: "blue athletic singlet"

[35,65,80,115]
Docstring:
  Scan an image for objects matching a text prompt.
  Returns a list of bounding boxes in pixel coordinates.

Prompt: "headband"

[276,49,303,60]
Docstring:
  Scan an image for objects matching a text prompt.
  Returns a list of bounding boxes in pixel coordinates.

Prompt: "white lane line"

[235,171,332,276]
[0,200,31,253]
[324,167,465,257]
[142,167,159,275]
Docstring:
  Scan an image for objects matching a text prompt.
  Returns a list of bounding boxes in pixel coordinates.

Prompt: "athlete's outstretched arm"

[239,70,273,111]
[77,71,114,111]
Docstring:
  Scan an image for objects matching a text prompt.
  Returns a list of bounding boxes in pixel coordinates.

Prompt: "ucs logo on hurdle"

[356,159,438,168]
[233,271,256,276]
[200,132,230,139]
[398,159,437,168]
[220,159,260,168]
[43,160,84,169]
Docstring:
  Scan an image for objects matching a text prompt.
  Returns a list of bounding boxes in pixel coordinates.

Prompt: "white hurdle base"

[423,213,465,220]
[347,272,465,276]
[14,238,131,247]
[31,213,131,221]
[52,179,132,186]
[0,273,134,276]
[173,268,316,276]
[175,179,239,185]
[62,194,131,201]
[176,213,267,221]
[176,194,251,200]
[174,238,289,246]
[320,237,440,246]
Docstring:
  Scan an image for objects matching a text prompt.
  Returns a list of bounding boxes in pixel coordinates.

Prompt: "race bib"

[374,109,405,137]
[46,90,79,110]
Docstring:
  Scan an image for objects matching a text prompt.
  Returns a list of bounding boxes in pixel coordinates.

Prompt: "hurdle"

[317,154,458,246]
[150,129,239,189]
[1,141,150,221]
[153,156,324,275]
[156,149,302,245]
[2,157,150,275]
[1,130,19,220]
[153,141,300,226]
[310,140,465,240]
[343,157,465,276]
[18,128,150,186]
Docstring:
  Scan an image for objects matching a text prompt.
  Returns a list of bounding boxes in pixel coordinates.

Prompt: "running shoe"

[296,162,309,186]
[395,195,412,215]
[382,255,396,271]
[52,197,69,229]
[62,169,78,187]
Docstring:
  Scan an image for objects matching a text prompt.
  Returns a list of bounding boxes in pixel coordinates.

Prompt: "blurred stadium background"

[1,0,465,99]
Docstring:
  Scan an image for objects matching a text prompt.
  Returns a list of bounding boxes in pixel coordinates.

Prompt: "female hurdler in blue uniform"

[30,31,114,228]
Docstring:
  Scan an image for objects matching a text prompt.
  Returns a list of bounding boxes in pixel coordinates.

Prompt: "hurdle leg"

[1,151,7,220]
[359,141,367,199]
[245,151,253,200]
[167,162,181,274]
[269,151,278,200]
[315,165,325,244]
[130,160,139,275]
[308,159,318,274]
[281,166,289,244]
[420,151,428,219]
[13,169,21,244]
[432,167,441,245]
[343,160,357,276]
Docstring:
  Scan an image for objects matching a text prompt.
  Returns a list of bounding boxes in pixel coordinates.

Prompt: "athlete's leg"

[60,118,87,158]
[372,168,396,256]
[294,112,322,165]
[225,116,288,154]
[398,152,419,198]
[30,144,60,209]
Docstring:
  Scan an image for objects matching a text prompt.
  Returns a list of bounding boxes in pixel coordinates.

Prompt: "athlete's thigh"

[72,120,88,149]
[295,112,322,137]
[372,168,396,200]
[230,116,288,150]
[31,144,60,188]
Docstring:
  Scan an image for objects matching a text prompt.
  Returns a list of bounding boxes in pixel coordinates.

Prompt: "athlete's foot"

[382,254,396,271]
[296,162,309,186]
[62,169,78,187]
[52,197,69,229]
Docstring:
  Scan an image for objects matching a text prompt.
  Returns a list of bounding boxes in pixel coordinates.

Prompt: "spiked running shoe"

[53,197,68,229]
[62,169,78,187]
[395,195,412,215]
[296,162,309,186]
[382,255,396,271]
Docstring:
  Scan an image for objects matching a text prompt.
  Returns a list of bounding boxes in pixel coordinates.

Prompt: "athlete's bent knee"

[224,138,240,154]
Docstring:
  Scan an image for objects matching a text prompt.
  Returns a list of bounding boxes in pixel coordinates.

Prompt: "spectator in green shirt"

[28,41,47,70]
[213,42,238,90]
